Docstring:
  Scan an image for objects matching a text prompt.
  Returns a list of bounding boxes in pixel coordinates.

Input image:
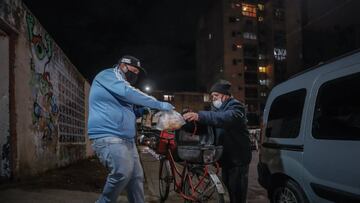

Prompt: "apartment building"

[197,0,289,127]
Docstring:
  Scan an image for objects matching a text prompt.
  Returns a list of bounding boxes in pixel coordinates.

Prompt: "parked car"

[257,50,360,203]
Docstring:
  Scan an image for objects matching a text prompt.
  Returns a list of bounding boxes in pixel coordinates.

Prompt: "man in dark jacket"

[183,80,252,203]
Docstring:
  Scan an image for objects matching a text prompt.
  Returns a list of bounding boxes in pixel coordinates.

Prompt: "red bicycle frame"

[160,135,221,201]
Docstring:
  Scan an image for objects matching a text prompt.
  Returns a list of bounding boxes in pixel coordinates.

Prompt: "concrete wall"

[0,28,11,178]
[84,82,94,157]
[0,0,92,179]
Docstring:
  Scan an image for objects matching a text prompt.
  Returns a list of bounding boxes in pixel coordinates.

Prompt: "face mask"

[124,65,138,85]
[212,99,222,109]
[125,71,138,85]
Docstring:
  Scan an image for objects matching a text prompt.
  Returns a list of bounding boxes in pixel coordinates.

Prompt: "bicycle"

[156,129,226,203]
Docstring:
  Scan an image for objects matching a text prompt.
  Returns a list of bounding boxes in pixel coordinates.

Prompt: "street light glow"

[145,86,151,92]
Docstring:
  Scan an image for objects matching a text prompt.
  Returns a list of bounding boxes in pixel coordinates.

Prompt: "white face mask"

[212,99,222,109]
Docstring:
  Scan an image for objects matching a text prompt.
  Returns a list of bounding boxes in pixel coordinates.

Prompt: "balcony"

[245,87,258,99]
[243,32,257,40]
[244,58,258,72]
[244,72,259,85]
[243,45,258,59]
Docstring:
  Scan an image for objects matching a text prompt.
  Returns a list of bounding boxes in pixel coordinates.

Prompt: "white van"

[257,50,360,203]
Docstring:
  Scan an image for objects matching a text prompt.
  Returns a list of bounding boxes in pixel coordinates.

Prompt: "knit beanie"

[209,80,232,95]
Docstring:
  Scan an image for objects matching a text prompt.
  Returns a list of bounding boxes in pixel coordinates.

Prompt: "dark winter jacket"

[198,98,252,167]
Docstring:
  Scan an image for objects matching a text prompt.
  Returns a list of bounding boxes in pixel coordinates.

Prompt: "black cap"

[210,80,232,95]
[119,55,147,74]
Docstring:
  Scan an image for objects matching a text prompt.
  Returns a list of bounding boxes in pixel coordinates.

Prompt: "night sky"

[23,0,208,91]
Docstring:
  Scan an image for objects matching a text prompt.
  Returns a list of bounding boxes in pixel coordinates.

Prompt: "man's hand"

[183,112,199,122]
[142,107,151,115]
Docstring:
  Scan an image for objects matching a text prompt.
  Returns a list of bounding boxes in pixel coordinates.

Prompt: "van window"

[266,89,306,138]
[312,73,360,140]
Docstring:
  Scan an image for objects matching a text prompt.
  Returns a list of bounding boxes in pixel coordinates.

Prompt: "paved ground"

[140,146,269,203]
[0,147,269,203]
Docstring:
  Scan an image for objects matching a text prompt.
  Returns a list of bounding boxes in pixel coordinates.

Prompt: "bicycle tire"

[159,158,171,202]
[183,167,225,203]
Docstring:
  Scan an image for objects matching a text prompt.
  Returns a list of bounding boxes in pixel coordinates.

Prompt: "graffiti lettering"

[27,12,58,151]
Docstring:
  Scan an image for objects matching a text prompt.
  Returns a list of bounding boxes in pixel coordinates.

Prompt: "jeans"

[222,165,249,203]
[92,136,145,203]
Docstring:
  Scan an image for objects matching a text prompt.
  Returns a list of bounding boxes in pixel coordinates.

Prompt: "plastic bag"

[154,110,186,131]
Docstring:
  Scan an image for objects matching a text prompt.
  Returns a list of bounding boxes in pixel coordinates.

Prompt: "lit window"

[274,48,287,60]
[232,43,242,51]
[208,33,212,40]
[242,3,257,17]
[258,4,265,11]
[260,92,267,97]
[231,3,241,8]
[229,17,241,23]
[164,95,174,101]
[203,94,210,102]
[243,32,257,40]
[259,79,270,86]
[259,66,267,73]
[258,54,266,60]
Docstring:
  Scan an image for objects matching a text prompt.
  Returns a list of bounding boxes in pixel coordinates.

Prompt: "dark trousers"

[222,165,249,203]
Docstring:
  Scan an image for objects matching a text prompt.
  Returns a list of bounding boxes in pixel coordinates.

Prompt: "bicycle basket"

[175,122,214,146]
[156,131,176,155]
[177,145,223,164]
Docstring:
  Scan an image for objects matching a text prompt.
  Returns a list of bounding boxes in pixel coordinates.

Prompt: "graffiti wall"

[0,29,11,178]
[26,12,87,161]
[26,13,59,154]
[0,0,91,178]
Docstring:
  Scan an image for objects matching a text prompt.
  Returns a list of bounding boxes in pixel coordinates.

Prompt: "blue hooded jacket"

[87,67,172,140]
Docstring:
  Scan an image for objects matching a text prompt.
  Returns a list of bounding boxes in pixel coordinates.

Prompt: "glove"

[160,102,175,111]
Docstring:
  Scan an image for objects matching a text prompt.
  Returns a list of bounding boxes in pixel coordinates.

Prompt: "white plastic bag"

[154,110,186,131]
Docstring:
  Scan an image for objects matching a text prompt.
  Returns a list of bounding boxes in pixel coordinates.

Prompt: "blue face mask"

[212,99,222,109]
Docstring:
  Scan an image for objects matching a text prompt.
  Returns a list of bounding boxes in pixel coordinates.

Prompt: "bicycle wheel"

[159,158,171,202]
[183,166,225,203]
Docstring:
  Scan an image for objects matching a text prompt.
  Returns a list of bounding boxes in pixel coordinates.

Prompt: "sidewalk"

[0,147,268,203]
[140,146,269,203]
[0,149,181,203]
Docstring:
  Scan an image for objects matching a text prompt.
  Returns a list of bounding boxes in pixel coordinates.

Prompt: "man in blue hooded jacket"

[183,80,252,203]
[88,55,174,203]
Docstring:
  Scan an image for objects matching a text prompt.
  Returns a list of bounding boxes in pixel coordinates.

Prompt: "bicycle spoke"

[182,166,224,203]
[159,159,171,201]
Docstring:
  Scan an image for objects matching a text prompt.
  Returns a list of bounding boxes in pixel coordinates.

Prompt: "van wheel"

[271,179,308,203]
